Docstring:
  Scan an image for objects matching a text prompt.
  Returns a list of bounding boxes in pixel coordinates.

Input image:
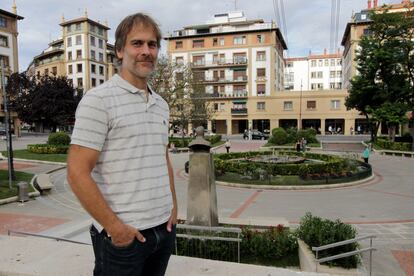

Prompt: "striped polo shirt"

[71,74,172,231]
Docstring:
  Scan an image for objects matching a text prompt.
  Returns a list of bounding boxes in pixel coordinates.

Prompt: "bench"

[36,174,54,193]
[379,150,414,158]
[169,147,190,153]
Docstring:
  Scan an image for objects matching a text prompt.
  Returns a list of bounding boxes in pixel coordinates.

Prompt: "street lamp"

[299,79,303,130]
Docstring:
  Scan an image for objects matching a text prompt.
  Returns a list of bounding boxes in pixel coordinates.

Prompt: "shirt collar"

[112,74,150,95]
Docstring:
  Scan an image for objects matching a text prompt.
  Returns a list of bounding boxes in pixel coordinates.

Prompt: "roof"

[285,57,307,62]
[183,19,264,30]
[0,9,24,20]
[34,49,64,60]
[60,17,110,30]
[308,53,342,59]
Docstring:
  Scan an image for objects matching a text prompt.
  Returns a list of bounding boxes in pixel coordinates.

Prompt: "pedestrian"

[357,125,361,134]
[225,139,231,153]
[328,125,333,135]
[301,137,307,152]
[362,145,370,163]
[350,126,354,135]
[67,13,177,276]
[296,139,301,152]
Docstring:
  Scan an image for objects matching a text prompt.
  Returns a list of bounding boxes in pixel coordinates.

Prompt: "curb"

[216,173,375,190]
[0,174,41,205]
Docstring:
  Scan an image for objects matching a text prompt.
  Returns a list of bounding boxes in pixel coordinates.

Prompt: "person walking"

[67,13,177,276]
[362,145,370,163]
[225,139,231,153]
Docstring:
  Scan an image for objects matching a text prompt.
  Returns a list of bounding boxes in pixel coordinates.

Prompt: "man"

[67,13,177,276]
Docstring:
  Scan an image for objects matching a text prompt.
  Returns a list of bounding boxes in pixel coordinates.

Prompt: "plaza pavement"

[0,134,413,275]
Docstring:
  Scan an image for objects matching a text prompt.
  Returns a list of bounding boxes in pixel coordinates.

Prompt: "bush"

[375,139,412,151]
[206,134,222,145]
[297,213,358,269]
[48,132,71,146]
[27,144,69,154]
[271,128,288,145]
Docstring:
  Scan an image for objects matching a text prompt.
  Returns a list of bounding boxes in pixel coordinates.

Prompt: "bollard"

[17,181,29,202]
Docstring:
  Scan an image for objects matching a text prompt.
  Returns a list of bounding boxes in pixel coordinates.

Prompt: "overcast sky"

[4,0,403,71]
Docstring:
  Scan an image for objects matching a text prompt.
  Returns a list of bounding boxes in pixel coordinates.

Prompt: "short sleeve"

[70,93,109,151]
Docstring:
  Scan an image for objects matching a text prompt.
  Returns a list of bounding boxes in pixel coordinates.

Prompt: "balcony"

[209,90,248,99]
[231,108,248,115]
[203,76,248,84]
[191,58,248,69]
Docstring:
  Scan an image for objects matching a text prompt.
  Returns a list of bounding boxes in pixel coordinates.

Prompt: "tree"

[346,5,414,142]
[7,73,82,132]
[150,55,215,135]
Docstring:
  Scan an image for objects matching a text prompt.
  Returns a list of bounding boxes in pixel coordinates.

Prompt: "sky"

[2,0,404,72]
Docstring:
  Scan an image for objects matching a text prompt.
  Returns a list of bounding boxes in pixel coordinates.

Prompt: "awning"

[233,100,247,104]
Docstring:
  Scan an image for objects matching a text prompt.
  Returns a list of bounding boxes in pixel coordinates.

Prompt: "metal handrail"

[8,230,91,245]
[312,235,376,276]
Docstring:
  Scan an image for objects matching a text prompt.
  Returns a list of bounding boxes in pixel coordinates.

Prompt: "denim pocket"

[105,237,138,251]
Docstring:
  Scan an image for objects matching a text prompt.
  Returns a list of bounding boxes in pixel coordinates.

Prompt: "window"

[77,63,82,73]
[99,53,104,62]
[337,70,342,78]
[284,101,293,111]
[67,25,72,33]
[76,35,82,45]
[286,61,293,68]
[90,36,96,46]
[76,50,82,59]
[311,72,317,79]
[91,50,96,60]
[363,28,372,36]
[257,68,266,77]
[98,39,103,49]
[77,77,83,87]
[213,38,218,46]
[311,60,316,67]
[175,57,184,64]
[214,103,219,111]
[330,82,336,89]
[318,60,323,66]
[192,55,205,66]
[257,34,264,43]
[67,37,72,47]
[75,23,81,31]
[330,59,335,66]
[68,65,73,74]
[175,41,183,49]
[0,35,8,47]
[91,64,96,73]
[52,66,57,75]
[91,78,96,87]
[257,84,265,95]
[337,59,342,66]
[67,51,72,60]
[307,101,316,109]
[192,39,204,48]
[233,70,246,81]
[330,71,336,78]
[317,83,323,90]
[233,53,246,63]
[98,28,103,36]
[337,82,342,89]
[175,72,183,81]
[90,25,96,33]
[331,100,340,109]
[100,79,104,84]
[0,55,10,67]
[256,51,266,61]
[99,65,104,75]
[257,102,265,110]
[0,16,7,28]
[233,36,246,45]
[317,71,323,78]
[324,59,329,66]
[219,38,225,46]
[44,68,49,75]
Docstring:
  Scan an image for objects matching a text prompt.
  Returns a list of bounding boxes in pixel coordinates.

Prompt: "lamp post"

[299,79,303,130]
[0,59,13,189]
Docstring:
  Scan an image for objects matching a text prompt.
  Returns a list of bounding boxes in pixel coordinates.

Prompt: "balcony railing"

[209,90,248,98]
[203,76,248,83]
[191,58,248,68]
[231,108,248,115]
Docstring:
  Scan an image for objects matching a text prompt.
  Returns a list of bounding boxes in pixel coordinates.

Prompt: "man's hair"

[115,13,162,60]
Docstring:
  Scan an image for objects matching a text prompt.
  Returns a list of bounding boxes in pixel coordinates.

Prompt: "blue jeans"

[90,222,176,276]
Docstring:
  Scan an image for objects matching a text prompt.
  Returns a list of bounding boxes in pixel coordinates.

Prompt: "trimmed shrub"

[206,134,222,145]
[297,213,358,269]
[27,144,69,154]
[48,132,71,146]
[376,138,412,151]
[271,128,288,145]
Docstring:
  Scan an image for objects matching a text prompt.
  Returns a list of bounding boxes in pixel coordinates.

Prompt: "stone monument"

[187,126,219,226]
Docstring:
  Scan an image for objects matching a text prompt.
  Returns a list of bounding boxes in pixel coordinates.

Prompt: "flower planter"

[298,239,362,275]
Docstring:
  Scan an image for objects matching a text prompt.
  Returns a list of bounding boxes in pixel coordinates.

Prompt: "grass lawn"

[0,170,35,199]
[2,150,68,163]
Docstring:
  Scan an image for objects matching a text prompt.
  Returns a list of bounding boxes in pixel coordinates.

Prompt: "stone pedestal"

[187,151,219,226]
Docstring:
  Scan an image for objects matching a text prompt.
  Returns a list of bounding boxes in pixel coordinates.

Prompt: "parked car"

[243,130,269,140]
[0,127,6,136]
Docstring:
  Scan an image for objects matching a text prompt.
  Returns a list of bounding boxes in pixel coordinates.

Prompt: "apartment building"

[285,49,343,91]
[31,12,118,92]
[341,0,413,89]
[0,3,23,134]
[166,12,366,135]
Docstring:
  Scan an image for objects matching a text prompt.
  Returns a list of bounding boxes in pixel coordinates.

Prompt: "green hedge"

[214,151,351,177]
[27,144,70,154]
[169,137,193,148]
[375,138,412,151]
[297,213,358,269]
[205,134,222,145]
[48,132,71,146]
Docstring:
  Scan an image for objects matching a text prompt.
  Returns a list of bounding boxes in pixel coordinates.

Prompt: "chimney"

[374,0,378,8]
[12,0,17,14]
[368,0,372,9]
[402,0,410,4]
[324,48,327,55]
